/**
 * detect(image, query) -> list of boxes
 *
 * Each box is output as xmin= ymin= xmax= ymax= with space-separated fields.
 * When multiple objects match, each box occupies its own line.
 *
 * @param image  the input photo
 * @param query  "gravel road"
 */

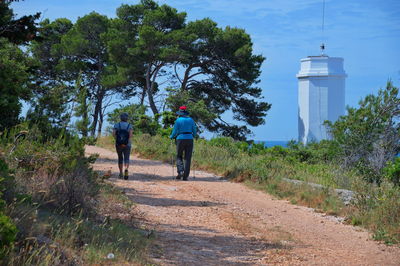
xmin=86 ymin=145 xmax=400 ymax=266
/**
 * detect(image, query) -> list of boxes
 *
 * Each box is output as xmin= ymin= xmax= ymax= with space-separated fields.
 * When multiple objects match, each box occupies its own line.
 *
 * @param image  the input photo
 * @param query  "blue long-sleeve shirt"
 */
xmin=170 ymin=116 xmax=197 ymax=140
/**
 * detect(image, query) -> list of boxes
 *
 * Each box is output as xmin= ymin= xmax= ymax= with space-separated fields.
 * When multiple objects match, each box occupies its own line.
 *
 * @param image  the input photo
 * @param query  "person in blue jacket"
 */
xmin=170 ymin=106 xmax=197 ymax=181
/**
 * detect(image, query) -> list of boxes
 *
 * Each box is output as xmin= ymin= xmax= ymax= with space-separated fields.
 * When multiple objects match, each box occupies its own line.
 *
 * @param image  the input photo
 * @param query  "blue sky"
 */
xmin=12 ymin=0 xmax=400 ymax=141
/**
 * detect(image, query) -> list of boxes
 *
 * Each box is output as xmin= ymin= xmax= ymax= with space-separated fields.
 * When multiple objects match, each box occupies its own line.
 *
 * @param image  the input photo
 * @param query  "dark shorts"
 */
xmin=116 ymin=144 xmax=131 ymax=164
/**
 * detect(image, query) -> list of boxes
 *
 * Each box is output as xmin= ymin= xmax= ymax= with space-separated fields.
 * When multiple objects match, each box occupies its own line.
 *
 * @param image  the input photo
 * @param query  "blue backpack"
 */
xmin=116 ymin=123 xmax=131 ymax=146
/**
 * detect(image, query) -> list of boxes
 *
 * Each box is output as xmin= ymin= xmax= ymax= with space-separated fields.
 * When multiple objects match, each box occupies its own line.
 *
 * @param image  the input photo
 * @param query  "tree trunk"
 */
xmin=181 ymin=64 xmax=192 ymax=91
xmin=82 ymin=95 xmax=89 ymax=137
xmin=94 ymin=54 xmax=105 ymax=137
xmin=97 ymin=108 xmax=103 ymax=137
xmin=181 ymin=63 xmax=207 ymax=91
xmin=96 ymin=89 xmax=105 ymax=137
xmin=91 ymin=100 xmax=100 ymax=137
xmin=91 ymin=87 xmax=105 ymax=137
xmin=140 ymin=86 xmax=146 ymax=106
xmin=146 ymin=65 xmax=159 ymax=115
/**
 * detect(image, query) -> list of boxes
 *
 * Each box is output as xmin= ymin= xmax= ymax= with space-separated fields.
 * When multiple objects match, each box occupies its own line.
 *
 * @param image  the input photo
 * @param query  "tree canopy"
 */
xmin=2 ymin=0 xmax=270 ymax=140
xmin=0 ymin=1 xmax=38 ymax=130
xmin=109 ymin=0 xmax=270 ymax=139
xmin=0 ymin=1 xmax=40 ymax=44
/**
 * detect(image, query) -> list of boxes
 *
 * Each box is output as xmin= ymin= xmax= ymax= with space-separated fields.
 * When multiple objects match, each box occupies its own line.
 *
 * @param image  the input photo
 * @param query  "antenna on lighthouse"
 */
xmin=320 ymin=0 xmax=326 ymax=55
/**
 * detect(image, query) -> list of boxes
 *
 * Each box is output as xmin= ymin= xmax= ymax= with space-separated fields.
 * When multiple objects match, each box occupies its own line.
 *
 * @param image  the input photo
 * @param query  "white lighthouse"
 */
xmin=296 ymin=55 xmax=347 ymax=144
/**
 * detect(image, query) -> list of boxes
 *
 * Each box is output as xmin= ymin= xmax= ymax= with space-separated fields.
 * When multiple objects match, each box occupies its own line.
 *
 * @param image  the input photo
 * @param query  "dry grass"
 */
xmin=1 ymin=134 xmax=152 ymax=265
xmin=3 ymin=183 xmax=153 ymax=265
xmin=96 ymin=135 xmax=115 ymax=151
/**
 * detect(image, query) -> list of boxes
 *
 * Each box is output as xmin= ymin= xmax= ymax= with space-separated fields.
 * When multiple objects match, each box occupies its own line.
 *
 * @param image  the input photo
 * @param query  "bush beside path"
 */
xmin=86 ymin=145 xmax=400 ymax=265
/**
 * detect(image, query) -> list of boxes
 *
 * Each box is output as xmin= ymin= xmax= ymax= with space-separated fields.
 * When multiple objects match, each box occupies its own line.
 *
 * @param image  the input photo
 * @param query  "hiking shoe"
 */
xmin=124 ymin=169 xmax=129 ymax=180
xmin=176 ymin=171 xmax=183 ymax=180
xmin=119 ymin=173 xmax=123 ymax=179
xmin=182 ymin=176 xmax=188 ymax=181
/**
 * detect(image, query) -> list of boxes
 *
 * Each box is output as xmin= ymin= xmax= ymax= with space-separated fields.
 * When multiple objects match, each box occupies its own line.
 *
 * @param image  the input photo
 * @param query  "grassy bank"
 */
xmin=5 ymin=187 xmax=151 ymax=265
xmin=0 ymin=131 xmax=152 ymax=265
xmin=99 ymin=134 xmax=400 ymax=245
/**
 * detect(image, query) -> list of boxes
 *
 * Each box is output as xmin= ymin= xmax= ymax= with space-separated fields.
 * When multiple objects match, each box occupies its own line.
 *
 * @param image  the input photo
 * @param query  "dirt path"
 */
xmin=86 ymin=146 xmax=400 ymax=265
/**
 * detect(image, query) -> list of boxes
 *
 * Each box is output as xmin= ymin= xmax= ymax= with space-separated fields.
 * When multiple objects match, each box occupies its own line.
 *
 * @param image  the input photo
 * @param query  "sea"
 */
xmin=254 ymin=140 xmax=289 ymax=148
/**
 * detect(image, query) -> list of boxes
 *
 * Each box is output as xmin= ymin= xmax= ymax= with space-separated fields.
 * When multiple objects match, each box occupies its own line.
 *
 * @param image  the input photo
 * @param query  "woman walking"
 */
xmin=113 ymin=112 xmax=133 ymax=179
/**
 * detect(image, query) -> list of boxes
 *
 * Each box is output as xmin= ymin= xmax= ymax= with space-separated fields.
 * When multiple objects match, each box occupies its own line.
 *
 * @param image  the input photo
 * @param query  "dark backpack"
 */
xmin=116 ymin=122 xmax=130 ymax=146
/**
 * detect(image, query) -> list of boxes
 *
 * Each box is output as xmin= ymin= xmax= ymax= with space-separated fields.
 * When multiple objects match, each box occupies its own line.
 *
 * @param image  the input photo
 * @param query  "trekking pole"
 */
xmin=171 ymin=139 xmax=174 ymax=180
xmin=192 ymin=148 xmax=196 ymax=179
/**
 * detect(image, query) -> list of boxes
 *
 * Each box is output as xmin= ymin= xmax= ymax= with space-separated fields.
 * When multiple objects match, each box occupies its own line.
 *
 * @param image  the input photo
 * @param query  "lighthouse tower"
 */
xmin=296 ymin=54 xmax=347 ymax=144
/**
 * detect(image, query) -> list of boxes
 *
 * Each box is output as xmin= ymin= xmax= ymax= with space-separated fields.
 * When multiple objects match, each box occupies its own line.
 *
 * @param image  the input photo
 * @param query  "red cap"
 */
xmin=179 ymin=106 xmax=187 ymax=110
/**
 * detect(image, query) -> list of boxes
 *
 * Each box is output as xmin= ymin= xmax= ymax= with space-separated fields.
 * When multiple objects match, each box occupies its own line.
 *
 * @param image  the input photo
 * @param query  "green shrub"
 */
xmin=206 ymin=137 xmax=244 ymax=158
xmin=248 ymin=142 xmax=267 ymax=155
xmin=383 ymin=157 xmax=400 ymax=186
xmin=158 ymin=127 xmax=173 ymax=138
xmin=0 ymin=159 xmax=17 ymax=260
xmin=107 ymin=104 xmax=147 ymax=126
xmin=284 ymin=140 xmax=340 ymax=164
xmin=107 ymin=104 xmax=161 ymax=136
xmin=0 ymin=213 xmax=17 ymax=259
xmin=326 ymin=82 xmax=400 ymax=184
xmin=208 ymin=137 xmax=235 ymax=148
xmin=267 ymin=145 xmax=288 ymax=157
xmin=135 ymin=115 xmax=161 ymax=136
xmin=235 ymin=141 xmax=249 ymax=152
xmin=289 ymin=148 xmax=314 ymax=163
xmin=6 ymin=132 xmax=97 ymax=215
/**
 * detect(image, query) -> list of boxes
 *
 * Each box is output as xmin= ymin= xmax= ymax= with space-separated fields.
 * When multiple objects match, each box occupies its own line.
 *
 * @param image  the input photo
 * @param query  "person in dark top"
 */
xmin=170 ymin=106 xmax=197 ymax=181
xmin=112 ymin=112 xmax=133 ymax=179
